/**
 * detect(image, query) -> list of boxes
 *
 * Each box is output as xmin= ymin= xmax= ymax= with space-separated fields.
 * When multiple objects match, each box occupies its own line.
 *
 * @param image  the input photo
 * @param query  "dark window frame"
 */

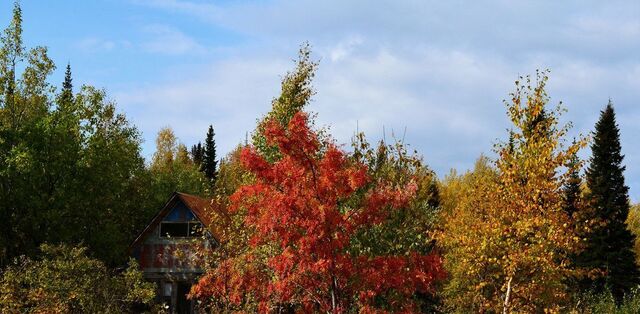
xmin=159 ymin=221 xmax=204 ymax=238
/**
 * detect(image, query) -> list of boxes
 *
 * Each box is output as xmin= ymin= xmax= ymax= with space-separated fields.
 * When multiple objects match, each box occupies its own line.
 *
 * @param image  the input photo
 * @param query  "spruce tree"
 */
xmin=191 ymin=142 xmax=203 ymax=166
xmin=202 ymin=125 xmax=218 ymax=183
xmin=580 ymin=101 xmax=639 ymax=300
xmin=61 ymin=63 xmax=73 ymax=103
xmin=563 ymin=142 xmax=582 ymax=217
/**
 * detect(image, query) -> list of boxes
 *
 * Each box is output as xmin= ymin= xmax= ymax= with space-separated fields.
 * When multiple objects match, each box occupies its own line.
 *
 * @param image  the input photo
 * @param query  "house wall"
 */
xmin=131 ymin=202 xmax=209 ymax=276
xmin=131 ymin=200 xmax=211 ymax=313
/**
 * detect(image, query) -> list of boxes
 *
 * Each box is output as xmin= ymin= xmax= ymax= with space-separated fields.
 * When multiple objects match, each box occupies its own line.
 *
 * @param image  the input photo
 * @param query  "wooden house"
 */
xmin=129 ymin=192 xmax=219 ymax=314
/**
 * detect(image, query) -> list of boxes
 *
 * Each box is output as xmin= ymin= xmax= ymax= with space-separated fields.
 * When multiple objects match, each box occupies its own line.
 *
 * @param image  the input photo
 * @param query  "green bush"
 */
xmin=571 ymin=288 xmax=640 ymax=314
xmin=0 ymin=244 xmax=157 ymax=313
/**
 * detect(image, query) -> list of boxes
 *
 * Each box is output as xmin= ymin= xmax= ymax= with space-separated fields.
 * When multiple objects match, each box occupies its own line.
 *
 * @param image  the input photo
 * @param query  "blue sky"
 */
xmin=2 ymin=0 xmax=639 ymax=200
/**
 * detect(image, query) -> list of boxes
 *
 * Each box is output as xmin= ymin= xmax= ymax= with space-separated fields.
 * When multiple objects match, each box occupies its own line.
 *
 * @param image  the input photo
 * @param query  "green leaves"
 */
xmin=0 ymin=244 xmax=156 ymax=313
xmin=252 ymin=42 xmax=319 ymax=163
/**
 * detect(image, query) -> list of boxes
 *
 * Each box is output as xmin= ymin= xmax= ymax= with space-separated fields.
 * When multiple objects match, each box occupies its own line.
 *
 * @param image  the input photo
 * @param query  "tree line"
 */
xmin=2 ymin=2 xmax=640 ymax=313
xmin=186 ymin=47 xmax=640 ymax=313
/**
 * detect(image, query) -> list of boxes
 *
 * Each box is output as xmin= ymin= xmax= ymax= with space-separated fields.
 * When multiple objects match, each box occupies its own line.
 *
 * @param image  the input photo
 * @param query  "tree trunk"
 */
xmin=503 ymin=276 xmax=513 ymax=314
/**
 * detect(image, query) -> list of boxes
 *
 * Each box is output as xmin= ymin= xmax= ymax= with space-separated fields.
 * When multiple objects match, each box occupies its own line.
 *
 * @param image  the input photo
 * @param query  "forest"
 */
xmin=1 ymin=2 xmax=640 ymax=313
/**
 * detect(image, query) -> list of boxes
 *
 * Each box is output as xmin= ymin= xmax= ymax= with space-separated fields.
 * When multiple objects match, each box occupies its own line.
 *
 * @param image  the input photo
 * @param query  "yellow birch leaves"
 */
xmin=439 ymin=71 xmax=587 ymax=313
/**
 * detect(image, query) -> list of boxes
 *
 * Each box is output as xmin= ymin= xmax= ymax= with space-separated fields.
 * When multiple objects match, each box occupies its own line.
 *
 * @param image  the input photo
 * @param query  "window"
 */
xmin=159 ymin=222 xmax=203 ymax=238
xmin=163 ymin=282 xmax=173 ymax=297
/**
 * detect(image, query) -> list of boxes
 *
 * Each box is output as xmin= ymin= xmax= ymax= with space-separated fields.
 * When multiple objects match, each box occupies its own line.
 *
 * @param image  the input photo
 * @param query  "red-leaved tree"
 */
xmin=192 ymin=112 xmax=445 ymax=313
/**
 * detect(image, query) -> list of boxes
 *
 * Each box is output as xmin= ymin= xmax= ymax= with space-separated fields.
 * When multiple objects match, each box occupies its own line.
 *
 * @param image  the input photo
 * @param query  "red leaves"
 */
xmin=358 ymin=253 xmax=445 ymax=296
xmin=193 ymin=112 xmax=444 ymax=312
xmin=264 ymin=112 xmax=320 ymax=166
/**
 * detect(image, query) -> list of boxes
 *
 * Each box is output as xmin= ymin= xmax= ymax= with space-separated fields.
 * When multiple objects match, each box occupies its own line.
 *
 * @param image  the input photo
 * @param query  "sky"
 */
xmin=2 ymin=0 xmax=639 ymax=200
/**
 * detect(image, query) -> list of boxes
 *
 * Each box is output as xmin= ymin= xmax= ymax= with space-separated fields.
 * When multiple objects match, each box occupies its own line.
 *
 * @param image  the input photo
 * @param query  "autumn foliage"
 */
xmin=192 ymin=112 xmax=445 ymax=313
xmin=438 ymin=72 xmax=587 ymax=313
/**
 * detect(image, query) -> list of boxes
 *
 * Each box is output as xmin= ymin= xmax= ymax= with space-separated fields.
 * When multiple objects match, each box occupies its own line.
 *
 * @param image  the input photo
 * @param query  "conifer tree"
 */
xmin=580 ymin=101 xmax=640 ymax=300
xmin=202 ymin=125 xmax=218 ymax=183
xmin=563 ymin=143 xmax=582 ymax=217
xmin=61 ymin=63 xmax=72 ymax=103
xmin=191 ymin=142 xmax=203 ymax=166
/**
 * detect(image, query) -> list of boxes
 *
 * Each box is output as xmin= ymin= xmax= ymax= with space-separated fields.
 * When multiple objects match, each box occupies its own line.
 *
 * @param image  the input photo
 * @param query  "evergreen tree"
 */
xmin=61 ymin=63 xmax=73 ymax=103
xmin=580 ymin=101 xmax=639 ymax=300
xmin=563 ymin=142 xmax=582 ymax=217
xmin=202 ymin=125 xmax=218 ymax=183
xmin=191 ymin=142 xmax=203 ymax=166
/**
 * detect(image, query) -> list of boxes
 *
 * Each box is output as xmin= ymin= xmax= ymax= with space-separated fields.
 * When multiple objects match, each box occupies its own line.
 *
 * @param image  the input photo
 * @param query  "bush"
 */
xmin=0 ymin=244 xmax=157 ymax=313
xmin=571 ymin=288 xmax=640 ymax=314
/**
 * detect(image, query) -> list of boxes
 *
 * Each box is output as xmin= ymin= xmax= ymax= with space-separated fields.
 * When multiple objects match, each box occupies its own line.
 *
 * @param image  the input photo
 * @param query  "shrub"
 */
xmin=0 ymin=244 xmax=156 ymax=313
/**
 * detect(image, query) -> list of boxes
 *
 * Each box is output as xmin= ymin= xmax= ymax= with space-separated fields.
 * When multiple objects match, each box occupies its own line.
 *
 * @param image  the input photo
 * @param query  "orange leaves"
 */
xmin=193 ymin=112 xmax=444 ymax=313
xmin=264 ymin=111 xmax=320 ymax=168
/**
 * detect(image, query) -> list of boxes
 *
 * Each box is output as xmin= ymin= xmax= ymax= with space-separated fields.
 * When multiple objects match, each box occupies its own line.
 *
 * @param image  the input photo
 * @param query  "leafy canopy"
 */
xmin=193 ymin=112 xmax=445 ymax=313
xmin=439 ymin=71 xmax=586 ymax=313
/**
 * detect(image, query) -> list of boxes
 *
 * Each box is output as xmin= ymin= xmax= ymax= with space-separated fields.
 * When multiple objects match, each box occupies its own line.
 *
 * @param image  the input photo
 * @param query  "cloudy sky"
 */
xmin=2 ymin=0 xmax=639 ymax=200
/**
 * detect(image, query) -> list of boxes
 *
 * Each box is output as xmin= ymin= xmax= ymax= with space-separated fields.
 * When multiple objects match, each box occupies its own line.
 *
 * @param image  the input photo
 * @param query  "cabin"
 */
xmin=129 ymin=192 xmax=219 ymax=314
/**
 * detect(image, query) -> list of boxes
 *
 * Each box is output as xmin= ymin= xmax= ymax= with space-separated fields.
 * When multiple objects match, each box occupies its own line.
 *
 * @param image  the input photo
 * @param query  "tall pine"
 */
xmin=61 ymin=63 xmax=73 ymax=103
xmin=202 ymin=125 xmax=217 ymax=183
xmin=580 ymin=101 xmax=639 ymax=300
xmin=191 ymin=142 xmax=203 ymax=166
xmin=563 ymin=141 xmax=582 ymax=217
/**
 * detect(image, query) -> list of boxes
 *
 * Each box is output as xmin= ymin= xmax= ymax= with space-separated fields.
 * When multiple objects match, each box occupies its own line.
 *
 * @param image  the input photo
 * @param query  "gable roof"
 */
xmin=128 ymin=192 xmax=226 ymax=252
xmin=176 ymin=192 xmax=214 ymax=226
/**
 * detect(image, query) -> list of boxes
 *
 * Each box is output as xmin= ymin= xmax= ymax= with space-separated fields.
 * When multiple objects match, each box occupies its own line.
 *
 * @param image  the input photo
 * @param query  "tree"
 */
xmin=579 ymin=101 xmax=640 ymax=300
xmin=213 ymin=144 xmax=253 ymax=198
xmin=439 ymin=155 xmax=495 ymax=217
xmin=191 ymin=142 xmax=203 ymax=167
xmin=70 ymin=86 xmax=151 ymax=265
xmin=563 ymin=143 xmax=583 ymax=217
xmin=349 ymin=134 xmax=440 ymax=256
xmin=252 ymin=42 xmax=319 ymax=162
xmin=148 ymin=127 xmax=207 ymax=206
xmin=0 ymin=2 xmax=58 ymax=263
xmin=192 ymin=112 xmax=445 ymax=313
xmin=202 ymin=125 xmax=218 ymax=183
xmin=0 ymin=1 xmax=24 ymax=130
xmin=176 ymin=143 xmax=191 ymax=165
xmin=151 ymin=127 xmax=178 ymax=170
xmin=60 ymin=63 xmax=73 ymax=105
xmin=0 ymin=2 xmax=178 ymax=267
xmin=0 ymin=244 xmax=157 ymax=313
xmin=627 ymin=204 xmax=640 ymax=266
xmin=439 ymin=71 xmax=586 ymax=312
xmin=349 ymin=134 xmax=442 ymax=310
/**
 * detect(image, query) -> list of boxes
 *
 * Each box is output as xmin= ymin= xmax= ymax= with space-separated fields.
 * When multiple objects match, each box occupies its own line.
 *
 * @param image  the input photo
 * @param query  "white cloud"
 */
xmin=121 ymin=0 xmax=640 ymax=201
xmin=75 ymin=37 xmax=117 ymax=52
xmin=132 ymin=0 xmax=223 ymax=23
xmin=114 ymin=57 xmax=289 ymax=156
xmin=325 ymin=36 xmax=363 ymax=62
xmin=140 ymin=24 xmax=206 ymax=55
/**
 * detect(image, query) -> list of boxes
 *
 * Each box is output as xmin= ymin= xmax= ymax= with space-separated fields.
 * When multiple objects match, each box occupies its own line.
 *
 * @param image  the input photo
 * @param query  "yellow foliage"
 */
xmin=438 ymin=71 xmax=587 ymax=313
xmin=627 ymin=204 xmax=640 ymax=266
